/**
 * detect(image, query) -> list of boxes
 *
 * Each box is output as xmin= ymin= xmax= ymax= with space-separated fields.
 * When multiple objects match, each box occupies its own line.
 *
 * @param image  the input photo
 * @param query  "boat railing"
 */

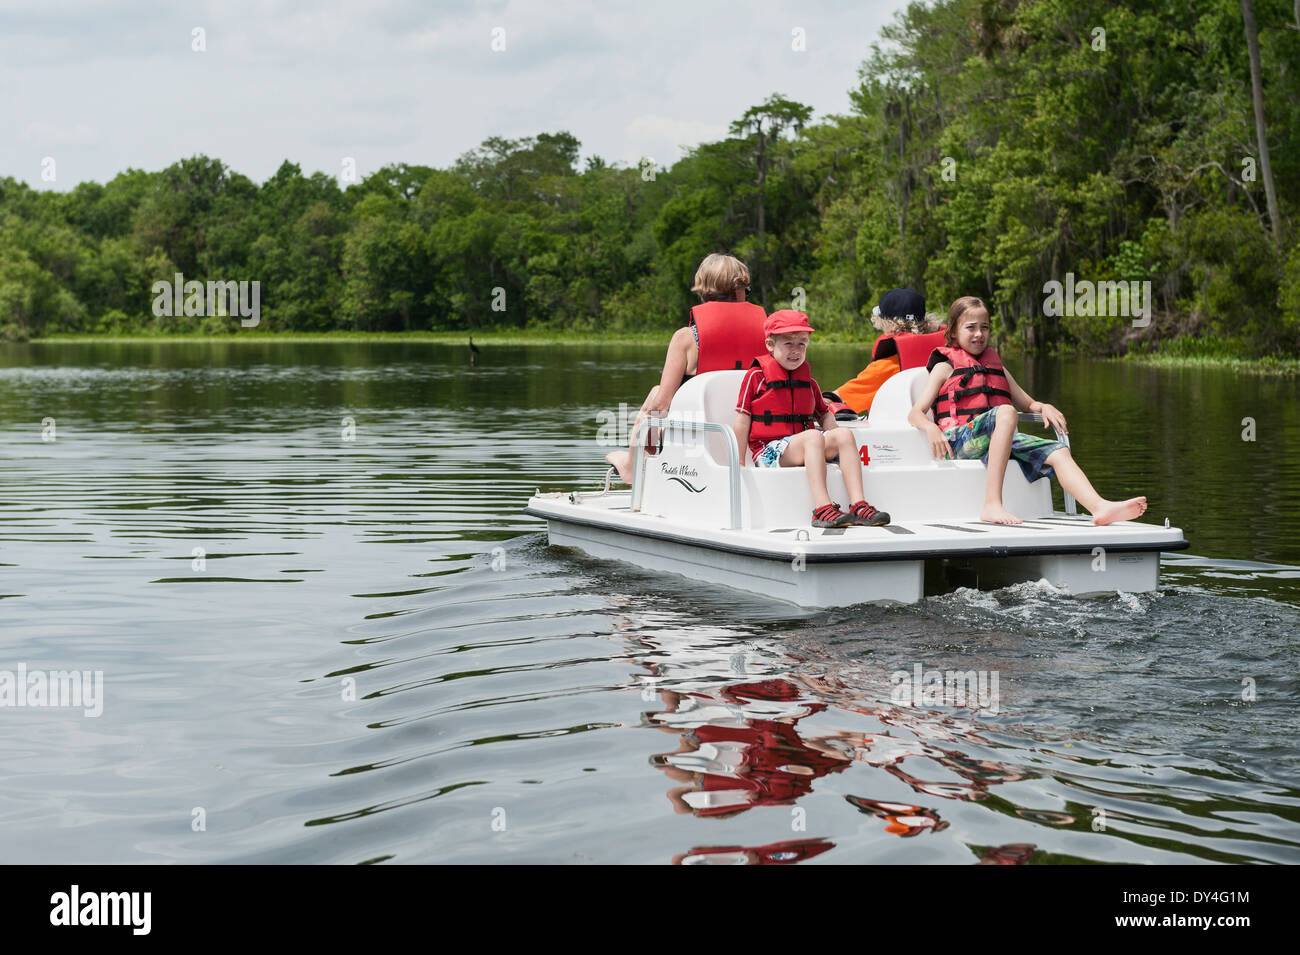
xmin=1018 ymin=412 xmax=1077 ymax=516
xmin=631 ymin=416 xmax=742 ymax=530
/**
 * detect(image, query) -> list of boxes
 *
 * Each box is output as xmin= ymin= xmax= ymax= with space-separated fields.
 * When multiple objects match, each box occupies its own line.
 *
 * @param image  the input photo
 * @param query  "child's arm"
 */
xmin=1004 ymin=369 xmax=1067 ymax=434
xmin=732 ymin=370 xmax=760 ymax=467
xmin=908 ymin=364 xmax=954 ymax=460
xmin=834 ymin=356 xmax=900 ymax=414
xmin=813 ymin=384 xmax=837 ymax=432
xmin=731 ymin=412 xmax=751 ymax=467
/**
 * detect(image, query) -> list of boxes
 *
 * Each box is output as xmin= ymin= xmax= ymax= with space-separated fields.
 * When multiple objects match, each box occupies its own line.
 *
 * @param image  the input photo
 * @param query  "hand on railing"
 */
xmin=1016 ymin=412 xmax=1075 ymax=514
xmin=1017 ymin=411 xmax=1069 ymax=446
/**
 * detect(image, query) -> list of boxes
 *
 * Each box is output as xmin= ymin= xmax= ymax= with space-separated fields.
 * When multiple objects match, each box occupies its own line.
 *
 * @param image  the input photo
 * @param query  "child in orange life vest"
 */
xmin=733 ymin=311 xmax=890 ymax=528
xmin=907 ymin=295 xmax=1147 ymax=526
xmin=831 ymin=288 xmax=946 ymax=416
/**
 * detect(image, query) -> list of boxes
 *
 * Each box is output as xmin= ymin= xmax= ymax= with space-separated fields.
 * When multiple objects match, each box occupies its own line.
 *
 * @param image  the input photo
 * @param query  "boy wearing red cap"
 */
xmin=733 ymin=311 xmax=890 ymax=528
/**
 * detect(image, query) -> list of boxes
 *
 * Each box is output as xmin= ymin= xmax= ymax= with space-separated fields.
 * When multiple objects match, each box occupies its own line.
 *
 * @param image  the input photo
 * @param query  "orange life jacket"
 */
xmin=872 ymin=328 xmax=947 ymax=369
xmin=689 ymin=301 xmax=769 ymax=373
xmin=931 ymin=344 xmax=1013 ymax=429
xmin=747 ymin=354 xmax=817 ymax=443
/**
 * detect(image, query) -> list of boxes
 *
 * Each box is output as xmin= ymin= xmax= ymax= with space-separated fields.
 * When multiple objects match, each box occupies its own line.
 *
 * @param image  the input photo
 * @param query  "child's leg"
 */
xmin=779 ymin=430 xmax=831 ymax=508
xmin=827 ymin=430 xmax=865 ymax=503
xmin=604 ymin=385 xmax=659 ymax=483
xmin=981 ymin=405 xmax=1021 ymax=524
xmin=827 ymin=430 xmax=889 ymax=524
xmin=1044 ymin=448 xmax=1147 ymax=525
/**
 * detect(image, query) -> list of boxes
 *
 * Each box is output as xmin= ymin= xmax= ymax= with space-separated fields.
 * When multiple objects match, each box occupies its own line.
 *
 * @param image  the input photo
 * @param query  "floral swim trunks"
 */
xmin=753 ymin=437 xmax=793 ymax=468
xmin=943 ymin=409 xmax=1065 ymax=483
xmin=753 ymin=436 xmax=841 ymax=469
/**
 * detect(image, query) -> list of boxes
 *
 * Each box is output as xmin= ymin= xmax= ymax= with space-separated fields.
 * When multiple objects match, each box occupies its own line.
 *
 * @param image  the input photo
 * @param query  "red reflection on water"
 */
xmin=977 ymin=843 xmax=1039 ymax=865
xmin=649 ymin=680 xmax=850 ymax=818
xmin=672 ymin=838 xmax=836 ymax=866
xmin=626 ymin=630 xmax=1050 ymax=862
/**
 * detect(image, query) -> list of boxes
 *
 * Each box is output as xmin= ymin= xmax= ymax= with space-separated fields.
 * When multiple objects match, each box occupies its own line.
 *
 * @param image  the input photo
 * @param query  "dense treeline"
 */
xmin=2 ymin=0 xmax=1298 ymax=354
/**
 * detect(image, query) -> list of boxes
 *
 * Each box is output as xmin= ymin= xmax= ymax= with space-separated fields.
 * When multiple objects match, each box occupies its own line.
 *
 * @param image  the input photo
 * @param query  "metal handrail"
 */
xmin=631 ymin=417 xmax=743 ymax=530
xmin=1018 ymin=412 xmax=1076 ymax=516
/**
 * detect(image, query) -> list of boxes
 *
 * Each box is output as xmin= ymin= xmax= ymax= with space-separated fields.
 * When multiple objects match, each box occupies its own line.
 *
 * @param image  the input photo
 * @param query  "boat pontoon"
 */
xmin=525 ymin=368 xmax=1187 ymax=608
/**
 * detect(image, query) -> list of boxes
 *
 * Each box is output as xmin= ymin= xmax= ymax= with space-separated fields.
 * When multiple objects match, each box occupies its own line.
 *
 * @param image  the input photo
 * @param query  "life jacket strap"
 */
xmin=760 ymin=411 xmax=818 ymax=427
xmin=950 ymin=385 xmax=1013 ymax=402
xmin=764 ymin=378 xmax=811 ymax=390
xmin=950 ymin=364 xmax=1006 ymax=385
xmin=931 ymin=403 xmax=1008 ymax=423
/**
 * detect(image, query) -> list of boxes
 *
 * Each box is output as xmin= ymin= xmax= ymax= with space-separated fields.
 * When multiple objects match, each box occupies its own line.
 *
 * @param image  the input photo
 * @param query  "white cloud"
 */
xmin=0 ymin=0 xmax=912 ymax=188
xmin=623 ymin=115 xmax=729 ymax=165
xmin=22 ymin=121 xmax=98 ymax=147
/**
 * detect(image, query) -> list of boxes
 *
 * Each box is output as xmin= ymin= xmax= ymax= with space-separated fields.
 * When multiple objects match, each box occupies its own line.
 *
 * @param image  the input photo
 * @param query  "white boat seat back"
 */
xmin=869 ymin=367 xmax=932 ymax=424
xmin=667 ymin=370 xmax=746 ymax=465
xmin=844 ymin=366 xmax=934 ymax=468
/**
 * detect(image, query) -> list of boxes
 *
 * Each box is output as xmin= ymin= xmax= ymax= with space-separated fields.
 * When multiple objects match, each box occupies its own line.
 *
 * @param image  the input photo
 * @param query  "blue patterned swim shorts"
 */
xmin=944 ymin=409 xmax=1065 ymax=483
xmin=753 ymin=437 xmax=793 ymax=468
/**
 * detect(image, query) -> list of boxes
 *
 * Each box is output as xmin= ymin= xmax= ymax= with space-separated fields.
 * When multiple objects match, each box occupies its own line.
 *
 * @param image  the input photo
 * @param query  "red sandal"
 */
xmin=849 ymin=500 xmax=891 ymax=526
xmin=812 ymin=503 xmax=856 ymax=528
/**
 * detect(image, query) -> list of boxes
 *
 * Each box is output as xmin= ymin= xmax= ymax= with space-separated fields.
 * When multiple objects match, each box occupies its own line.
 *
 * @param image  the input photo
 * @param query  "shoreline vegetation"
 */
xmin=21 ymin=330 xmax=1300 ymax=374
xmin=2 ymin=0 xmax=1298 ymax=359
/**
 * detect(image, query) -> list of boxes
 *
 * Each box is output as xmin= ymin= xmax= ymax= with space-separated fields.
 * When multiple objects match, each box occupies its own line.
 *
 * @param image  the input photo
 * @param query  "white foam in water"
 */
xmin=944 ymin=586 xmax=1000 ymax=610
xmin=943 ymin=578 xmax=1068 ymax=610
xmin=1117 ymin=591 xmax=1143 ymax=612
xmin=936 ymin=577 xmax=1115 ymax=640
xmin=1002 ymin=578 xmax=1068 ymax=600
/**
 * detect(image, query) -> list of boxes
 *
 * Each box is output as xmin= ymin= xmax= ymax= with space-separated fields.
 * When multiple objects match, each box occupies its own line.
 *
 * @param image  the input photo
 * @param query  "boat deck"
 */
xmin=525 ymin=490 xmax=1186 ymax=564
xmin=525 ymin=490 xmax=1187 ymax=607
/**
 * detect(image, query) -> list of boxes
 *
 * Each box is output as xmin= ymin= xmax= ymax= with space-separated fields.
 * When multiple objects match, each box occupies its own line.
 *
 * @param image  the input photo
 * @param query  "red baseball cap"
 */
xmin=764 ymin=310 xmax=814 ymax=337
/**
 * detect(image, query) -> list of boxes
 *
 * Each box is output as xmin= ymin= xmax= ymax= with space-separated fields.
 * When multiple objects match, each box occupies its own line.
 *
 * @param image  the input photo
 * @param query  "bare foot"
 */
xmin=604 ymin=450 xmax=632 ymax=484
xmin=1091 ymin=496 xmax=1147 ymax=526
xmin=980 ymin=504 xmax=1023 ymax=525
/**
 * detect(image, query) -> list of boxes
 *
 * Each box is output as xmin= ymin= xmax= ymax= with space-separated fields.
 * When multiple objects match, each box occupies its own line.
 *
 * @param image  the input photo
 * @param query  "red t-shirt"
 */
xmin=736 ymin=364 xmax=830 ymax=456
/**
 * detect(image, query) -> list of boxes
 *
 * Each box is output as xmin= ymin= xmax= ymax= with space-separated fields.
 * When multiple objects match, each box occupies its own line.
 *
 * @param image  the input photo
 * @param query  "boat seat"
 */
xmin=695 ymin=369 xmax=747 ymax=430
xmin=841 ymin=367 xmax=934 ymax=467
xmin=666 ymin=370 xmax=747 ymax=465
xmin=868 ymin=367 xmax=932 ymax=424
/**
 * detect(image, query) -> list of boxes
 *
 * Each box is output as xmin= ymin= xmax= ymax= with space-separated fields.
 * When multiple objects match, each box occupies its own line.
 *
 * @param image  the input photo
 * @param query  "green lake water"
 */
xmin=1 ymin=340 xmax=1297 ymax=863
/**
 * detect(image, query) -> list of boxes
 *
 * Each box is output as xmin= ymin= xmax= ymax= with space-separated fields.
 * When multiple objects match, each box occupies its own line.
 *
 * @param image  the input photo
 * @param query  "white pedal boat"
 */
xmin=525 ymin=368 xmax=1188 ymax=608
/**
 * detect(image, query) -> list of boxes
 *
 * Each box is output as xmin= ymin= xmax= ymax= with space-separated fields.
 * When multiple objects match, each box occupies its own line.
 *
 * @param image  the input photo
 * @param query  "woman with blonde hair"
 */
xmin=605 ymin=254 xmax=767 ymax=483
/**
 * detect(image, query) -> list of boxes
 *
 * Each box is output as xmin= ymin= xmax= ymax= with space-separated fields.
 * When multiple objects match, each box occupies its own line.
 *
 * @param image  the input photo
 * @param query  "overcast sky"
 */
xmin=1 ymin=0 xmax=914 ymax=191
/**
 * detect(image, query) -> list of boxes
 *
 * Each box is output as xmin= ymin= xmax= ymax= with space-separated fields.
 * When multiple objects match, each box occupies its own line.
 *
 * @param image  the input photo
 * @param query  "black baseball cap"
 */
xmin=877 ymin=288 xmax=926 ymax=321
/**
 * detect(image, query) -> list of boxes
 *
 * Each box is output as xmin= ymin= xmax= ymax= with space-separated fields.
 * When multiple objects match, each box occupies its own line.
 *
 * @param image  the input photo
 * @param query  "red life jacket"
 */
xmin=689 ymin=301 xmax=768 ymax=373
xmin=872 ymin=328 xmax=947 ymax=369
xmin=931 ymin=344 xmax=1014 ymax=429
xmin=747 ymin=354 xmax=818 ymax=443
